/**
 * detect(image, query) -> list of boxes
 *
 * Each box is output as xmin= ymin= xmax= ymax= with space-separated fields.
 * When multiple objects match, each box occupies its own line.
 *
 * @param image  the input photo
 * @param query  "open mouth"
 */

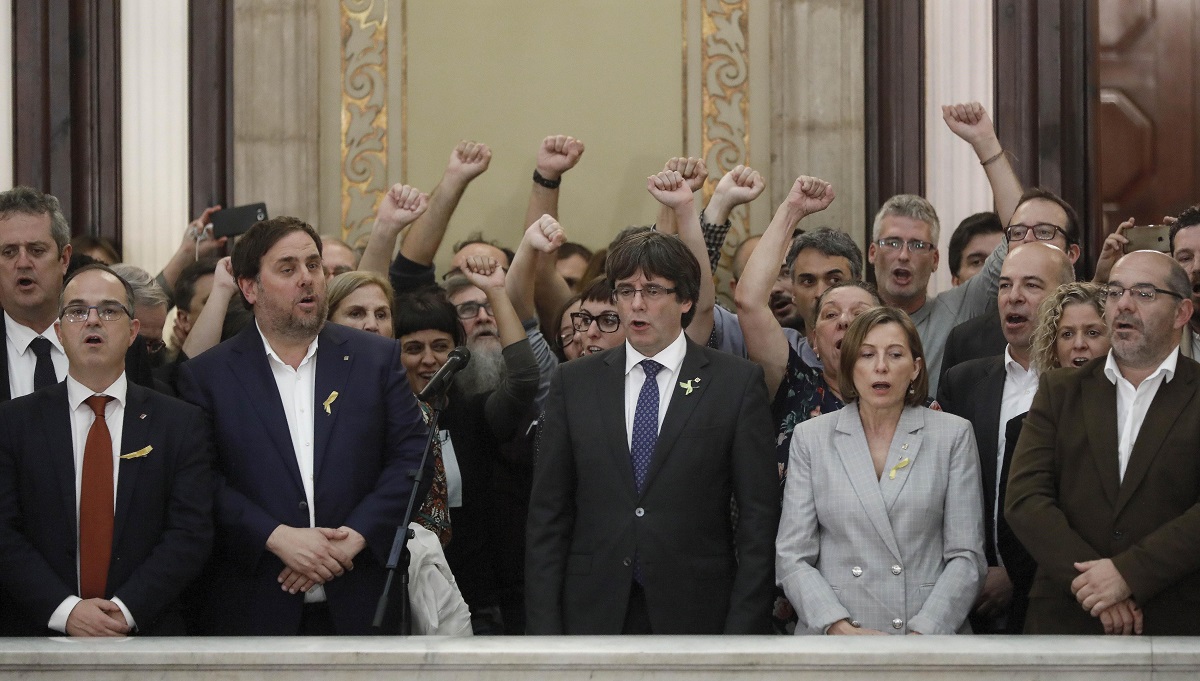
xmin=629 ymin=320 xmax=650 ymax=332
xmin=769 ymin=294 xmax=793 ymax=312
xmin=84 ymin=333 xmax=103 ymax=346
xmin=871 ymin=381 xmax=891 ymax=392
xmin=15 ymin=276 xmax=34 ymax=288
xmin=583 ymin=345 xmax=604 ymax=355
xmin=1004 ymin=313 xmax=1028 ymax=328
xmin=1071 ymin=356 xmax=1090 ymax=367
xmin=891 ymin=268 xmax=912 ymax=286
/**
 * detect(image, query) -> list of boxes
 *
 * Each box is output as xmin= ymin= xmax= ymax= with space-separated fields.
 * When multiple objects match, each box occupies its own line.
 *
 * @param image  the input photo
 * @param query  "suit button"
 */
xmin=634 ymin=507 xmax=645 ymax=517
xmin=622 ymin=557 xmax=632 ymax=567
xmin=299 ymin=501 xmax=308 ymax=511
xmin=892 ymin=618 xmax=904 ymax=629
xmin=891 ymin=564 xmax=903 ymax=575
xmin=1112 ymin=530 xmax=1123 ymax=540
xmin=851 ymin=566 xmax=863 ymax=577
xmin=849 ymin=620 xmax=861 ymax=628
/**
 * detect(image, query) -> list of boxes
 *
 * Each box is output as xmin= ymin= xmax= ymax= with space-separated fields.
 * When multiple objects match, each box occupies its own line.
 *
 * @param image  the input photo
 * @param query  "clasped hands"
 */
xmin=1071 ymin=558 xmax=1143 ymax=635
xmin=267 ymin=524 xmax=366 ymax=595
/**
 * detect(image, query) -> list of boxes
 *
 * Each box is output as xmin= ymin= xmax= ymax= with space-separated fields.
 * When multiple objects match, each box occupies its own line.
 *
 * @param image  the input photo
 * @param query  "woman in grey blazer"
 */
xmin=776 ymin=307 xmax=986 ymax=635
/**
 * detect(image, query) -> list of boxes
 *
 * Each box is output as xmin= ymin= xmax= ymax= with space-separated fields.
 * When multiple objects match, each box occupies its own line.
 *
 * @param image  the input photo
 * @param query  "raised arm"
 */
xmin=524 ymin=135 xmax=584 ymax=228
xmin=395 ymin=141 xmax=490 ymax=268
xmin=943 ymin=102 xmax=1022 ymax=226
xmin=655 ymin=157 xmax=707 ymax=237
xmin=506 ymin=215 xmax=567 ymax=321
xmin=358 ymin=184 xmax=430 ymax=275
xmin=647 ymin=170 xmax=714 ymax=345
xmin=157 ymin=206 xmax=226 ymax=307
xmin=702 ymin=164 xmax=765 ymax=273
xmin=735 ymin=176 xmax=833 ymax=396
xmin=181 ymin=257 xmax=237 ymax=359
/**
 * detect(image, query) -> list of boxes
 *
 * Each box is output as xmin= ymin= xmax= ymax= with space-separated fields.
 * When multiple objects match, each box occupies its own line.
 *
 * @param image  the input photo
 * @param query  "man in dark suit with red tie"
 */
xmin=0 ymin=264 xmax=213 ymax=635
xmin=178 ymin=217 xmax=428 ymax=635
xmin=526 ymin=230 xmax=779 ymax=634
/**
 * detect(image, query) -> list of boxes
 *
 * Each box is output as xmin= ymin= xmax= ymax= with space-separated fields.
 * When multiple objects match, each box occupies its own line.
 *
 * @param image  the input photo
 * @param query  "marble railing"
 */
xmin=0 ymin=635 xmax=1197 ymax=680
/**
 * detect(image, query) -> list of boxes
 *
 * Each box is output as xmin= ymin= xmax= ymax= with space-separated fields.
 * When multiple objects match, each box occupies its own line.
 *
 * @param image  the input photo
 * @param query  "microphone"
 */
xmin=416 ymin=346 xmax=471 ymax=402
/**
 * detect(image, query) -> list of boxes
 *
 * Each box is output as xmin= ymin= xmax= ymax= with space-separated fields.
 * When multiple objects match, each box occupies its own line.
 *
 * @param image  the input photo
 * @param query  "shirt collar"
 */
xmin=1104 ymin=346 xmax=1179 ymax=387
xmin=5 ymin=310 xmax=65 ymax=356
xmin=1003 ymin=345 xmax=1036 ymax=378
xmin=65 ymin=372 xmax=128 ymax=412
xmin=625 ymin=331 xmax=688 ymax=377
xmin=256 ymin=321 xmax=319 ymax=369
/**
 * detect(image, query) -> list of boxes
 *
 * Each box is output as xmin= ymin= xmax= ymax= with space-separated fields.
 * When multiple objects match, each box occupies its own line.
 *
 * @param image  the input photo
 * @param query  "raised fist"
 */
xmin=665 ymin=157 xmax=708 ymax=193
xmin=375 ymin=183 xmax=430 ymax=232
xmin=526 ymin=214 xmax=566 ymax=254
xmin=647 ymin=170 xmax=694 ymax=209
xmin=446 ymin=140 xmax=492 ymax=183
xmin=784 ymin=176 xmax=835 ymax=217
xmin=536 ymin=135 xmax=585 ymax=181
xmin=713 ymin=164 xmax=765 ymax=207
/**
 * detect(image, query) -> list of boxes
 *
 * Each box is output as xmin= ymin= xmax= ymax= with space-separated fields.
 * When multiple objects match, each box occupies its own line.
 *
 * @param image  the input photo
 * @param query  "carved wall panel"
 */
xmin=340 ymin=0 xmax=388 ymax=248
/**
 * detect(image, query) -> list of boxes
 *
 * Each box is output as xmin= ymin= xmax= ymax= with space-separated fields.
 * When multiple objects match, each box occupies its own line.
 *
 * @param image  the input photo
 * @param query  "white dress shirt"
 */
xmin=257 ymin=323 xmax=325 ymax=603
xmin=1103 ymin=347 xmax=1179 ymax=482
xmin=48 ymin=374 xmax=135 ymax=632
xmin=994 ymin=346 xmax=1039 ymax=567
xmin=623 ymin=332 xmax=688 ymax=449
xmin=5 ymin=311 xmax=67 ymax=398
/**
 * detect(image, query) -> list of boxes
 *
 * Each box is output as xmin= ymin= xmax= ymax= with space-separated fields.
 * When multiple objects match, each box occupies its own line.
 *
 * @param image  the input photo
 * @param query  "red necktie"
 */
xmin=79 ymin=395 xmax=115 ymax=599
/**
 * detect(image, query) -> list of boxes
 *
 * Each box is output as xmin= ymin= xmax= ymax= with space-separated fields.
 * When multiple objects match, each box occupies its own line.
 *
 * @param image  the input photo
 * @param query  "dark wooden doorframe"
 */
xmin=993 ymin=0 xmax=1100 ymax=277
xmin=188 ymin=0 xmax=234 ymax=218
xmin=13 ymin=0 xmax=122 ymax=250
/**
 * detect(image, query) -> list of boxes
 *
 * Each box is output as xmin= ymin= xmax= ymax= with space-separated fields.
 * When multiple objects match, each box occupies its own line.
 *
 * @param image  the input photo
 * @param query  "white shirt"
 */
xmin=623 ymin=332 xmax=688 ymax=449
xmin=1190 ymin=329 xmax=1200 ymax=359
xmin=995 ymin=346 xmax=1040 ymax=565
xmin=1103 ymin=347 xmax=1179 ymax=482
xmin=48 ymin=374 xmax=135 ymax=633
xmin=257 ymin=323 xmax=324 ymax=603
xmin=5 ymin=310 xmax=67 ymax=398
xmin=438 ymin=429 xmax=463 ymax=507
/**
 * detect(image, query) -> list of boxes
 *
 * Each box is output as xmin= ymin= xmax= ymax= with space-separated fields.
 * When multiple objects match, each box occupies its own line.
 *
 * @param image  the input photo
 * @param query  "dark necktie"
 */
xmin=79 ymin=395 xmax=115 ymax=599
xmin=631 ymin=359 xmax=663 ymax=494
xmin=30 ymin=337 xmax=56 ymax=390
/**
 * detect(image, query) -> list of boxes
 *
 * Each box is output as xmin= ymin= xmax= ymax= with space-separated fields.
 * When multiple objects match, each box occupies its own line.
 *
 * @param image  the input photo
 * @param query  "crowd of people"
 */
xmin=1 ymin=100 xmax=1199 ymax=638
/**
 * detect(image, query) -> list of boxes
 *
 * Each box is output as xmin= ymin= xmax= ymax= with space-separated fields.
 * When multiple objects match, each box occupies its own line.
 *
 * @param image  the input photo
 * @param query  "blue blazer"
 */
xmin=0 ymin=381 xmax=214 ymax=635
xmin=177 ymin=322 xmax=428 ymax=635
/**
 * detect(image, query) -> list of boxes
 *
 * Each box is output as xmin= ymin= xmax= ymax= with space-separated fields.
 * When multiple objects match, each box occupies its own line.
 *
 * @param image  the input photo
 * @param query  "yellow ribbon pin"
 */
xmin=120 ymin=445 xmax=153 ymax=460
xmin=678 ymin=376 xmax=702 ymax=395
xmin=323 ymin=391 xmax=339 ymax=415
xmin=888 ymin=457 xmax=910 ymax=480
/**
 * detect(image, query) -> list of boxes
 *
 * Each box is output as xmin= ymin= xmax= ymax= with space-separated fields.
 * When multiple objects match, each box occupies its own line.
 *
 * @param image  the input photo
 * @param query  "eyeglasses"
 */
xmin=571 ymin=311 xmax=621 ymax=333
xmin=144 ymin=337 xmax=167 ymax=353
xmin=1007 ymin=223 xmax=1068 ymax=242
xmin=1102 ymin=284 xmax=1183 ymax=304
xmin=613 ymin=284 xmax=677 ymax=300
xmin=60 ymin=304 xmax=131 ymax=323
xmin=454 ymin=301 xmax=493 ymax=319
xmin=874 ymin=238 xmax=934 ymax=253
xmin=558 ymin=329 xmax=576 ymax=346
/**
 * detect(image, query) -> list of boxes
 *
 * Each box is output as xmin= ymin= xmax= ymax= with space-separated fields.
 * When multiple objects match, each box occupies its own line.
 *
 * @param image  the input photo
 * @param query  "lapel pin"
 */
xmin=120 ymin=445 xmax=153 ymax=460
xmin=323 ymin=391 xmax=339 ymax=415
xmin=678 ymin=376 xmax=701 ymax=395
xmin=889 ymin=457 xmax=911 ymax=480
xmin=139 ymin=413 xmax=147 ymax=420
xmin=343 ymin=355 xmax=350 ymax=361
xmin=901 ymin=443 xmax=909 ymax=451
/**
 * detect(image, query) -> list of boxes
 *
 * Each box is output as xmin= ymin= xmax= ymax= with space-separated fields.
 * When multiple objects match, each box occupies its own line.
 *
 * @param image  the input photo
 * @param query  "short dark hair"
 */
xmin=786 ymin=227 xmax=864 ymax=280
xmin=175 ymin=257 xmax=221 ymax=312
xmin=231 ymin=216 xmax=322 ymax=282
xmin=70 ymin=234 xmax=120 ymax=264
xmin=1013 ymin=188 xmax=1081 ymax=245
xmin=558 ymin=242 xmax=593 ymax=263
xmin=605 ymin=230 xmax=701 ymax=328
xmin=812 ymin=280 xmax=881 ymax=321
xmin=948 ymin=212 xmax=1003 ymax=276
xmin=61 ymin=263 xmax=137 ymax=317
xmin=838 ymin=306 xmax=928 ymax=407
xmin=1170 ymin=204 xmax=1200 ymax=251
xmin=579 ymin=276 xmax=614 ymax=304
xmin=394 ymin=287 xmax=464 ymax=346
xmin=608 ymin=225 xmax=653 ymax=253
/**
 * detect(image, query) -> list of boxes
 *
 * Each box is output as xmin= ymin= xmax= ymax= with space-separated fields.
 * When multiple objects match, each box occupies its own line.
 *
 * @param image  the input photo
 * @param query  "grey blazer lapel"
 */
xmin=835 ymin=405 xmax=903 ymax=562
xmin=878 ymin=406 xmax=925 ymax=514
xmin=643 ymin=342 xmax=710 ymax=495
xmin=600 ymin=348 xmax=637 ymax=494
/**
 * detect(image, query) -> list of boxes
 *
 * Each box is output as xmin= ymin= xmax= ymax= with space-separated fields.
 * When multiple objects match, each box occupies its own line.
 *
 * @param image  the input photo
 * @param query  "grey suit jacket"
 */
xmin=776 ymin=403 xmax=986 ymax=635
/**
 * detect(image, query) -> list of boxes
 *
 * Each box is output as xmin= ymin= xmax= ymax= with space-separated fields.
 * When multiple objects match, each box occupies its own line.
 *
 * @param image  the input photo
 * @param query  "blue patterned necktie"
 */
xmin=631 ymin=359 xmax=663 ymax=494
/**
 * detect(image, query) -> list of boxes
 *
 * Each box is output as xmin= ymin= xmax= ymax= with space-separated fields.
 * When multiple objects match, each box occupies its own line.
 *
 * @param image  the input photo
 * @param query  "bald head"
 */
xmin=999 ymin=242 xmax=1075 ymax=360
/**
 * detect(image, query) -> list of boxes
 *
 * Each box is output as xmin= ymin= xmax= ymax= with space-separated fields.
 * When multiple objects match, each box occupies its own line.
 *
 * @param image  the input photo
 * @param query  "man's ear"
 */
xmin=238 ymin=277 xmax=257 ymax=305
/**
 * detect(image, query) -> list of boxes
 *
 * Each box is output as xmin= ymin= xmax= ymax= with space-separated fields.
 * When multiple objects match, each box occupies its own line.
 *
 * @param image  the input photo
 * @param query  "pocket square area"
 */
xmin=120 ymin=445 xmax=153 ymax=460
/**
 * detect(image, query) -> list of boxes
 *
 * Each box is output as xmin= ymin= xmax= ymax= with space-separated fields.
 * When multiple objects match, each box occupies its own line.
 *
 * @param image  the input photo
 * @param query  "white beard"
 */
xmin=455 ymin=339 xmax=505 ymax=396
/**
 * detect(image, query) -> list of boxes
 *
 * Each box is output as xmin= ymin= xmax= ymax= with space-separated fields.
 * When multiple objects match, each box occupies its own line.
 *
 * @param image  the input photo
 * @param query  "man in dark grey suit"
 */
xmin=526 ymin=229 xmax=778 ymax=634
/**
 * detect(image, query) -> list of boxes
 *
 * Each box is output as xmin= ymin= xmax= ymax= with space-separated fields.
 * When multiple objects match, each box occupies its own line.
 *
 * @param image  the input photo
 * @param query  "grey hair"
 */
xmin=872 ymin=194 xmax=940 ymax=245
xmin=785 ymin=227 xmax=864 ymax=280
xmin=0 ymin=186 xmax=71 ymax=251
xmin=109 ymin=263 xmax=170 ymax=311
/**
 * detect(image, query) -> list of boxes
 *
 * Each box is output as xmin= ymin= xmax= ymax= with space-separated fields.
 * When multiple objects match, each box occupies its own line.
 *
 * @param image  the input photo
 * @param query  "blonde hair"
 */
xmin=327 ymin=270 xmax=395 ymax=317
xmin=1029 ymin=281 xmax=1106 ymax=373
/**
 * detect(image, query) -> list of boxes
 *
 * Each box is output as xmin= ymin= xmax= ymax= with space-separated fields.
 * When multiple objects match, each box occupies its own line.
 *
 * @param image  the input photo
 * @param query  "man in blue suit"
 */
xmin=178 ymin=216 xmax=428 ymax=635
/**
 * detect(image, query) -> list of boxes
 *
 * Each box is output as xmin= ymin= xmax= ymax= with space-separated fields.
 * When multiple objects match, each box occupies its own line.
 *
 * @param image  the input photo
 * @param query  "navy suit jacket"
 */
xmin=177 ymin=322 xmax=428 ymax=635
xmin=0 ymin=381 xmax=214 ymax=635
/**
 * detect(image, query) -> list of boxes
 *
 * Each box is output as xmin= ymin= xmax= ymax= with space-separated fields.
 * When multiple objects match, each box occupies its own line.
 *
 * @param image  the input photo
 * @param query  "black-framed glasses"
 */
xmin=1102 ymin=284 xmax=1183 ymax=304
xmin=613 ymin=284 xmax=677 ymax=300
xmin=1007 ymin=223 xmax=1067 ymax=242
xmin=60 ymin=303 xmax=131 ymax=323
xmin=571 ymin=311 xmax=621 ymax=334
xmin=454 ymin=301 xmax=493 ymax=319
xmin=875 ymin=238 xmax=934 ymax=253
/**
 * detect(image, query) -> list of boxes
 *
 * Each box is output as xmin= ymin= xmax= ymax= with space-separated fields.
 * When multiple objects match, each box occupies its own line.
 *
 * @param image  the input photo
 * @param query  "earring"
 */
xmin=907 ymin=383 xmax=915 ymax=396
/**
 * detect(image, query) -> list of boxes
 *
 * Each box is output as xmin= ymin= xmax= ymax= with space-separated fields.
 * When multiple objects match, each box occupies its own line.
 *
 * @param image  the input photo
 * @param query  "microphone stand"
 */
xmin=373 ymin=390 xmax=448 ymax=635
